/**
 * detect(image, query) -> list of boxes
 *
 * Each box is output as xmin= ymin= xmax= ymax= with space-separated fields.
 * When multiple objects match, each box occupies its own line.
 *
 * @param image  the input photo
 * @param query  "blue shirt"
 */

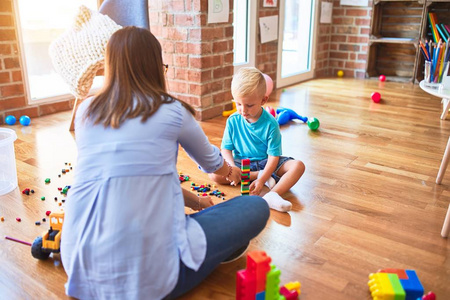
xmin=61 ymin=98 xmax=223 ymax=299
xmin=221 ymin=108 xmax=282 ymax=161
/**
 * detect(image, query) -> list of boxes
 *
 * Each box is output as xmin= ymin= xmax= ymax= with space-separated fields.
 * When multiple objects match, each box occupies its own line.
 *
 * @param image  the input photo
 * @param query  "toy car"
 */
xmin=31 ymin=211 xmax=64 ymax=260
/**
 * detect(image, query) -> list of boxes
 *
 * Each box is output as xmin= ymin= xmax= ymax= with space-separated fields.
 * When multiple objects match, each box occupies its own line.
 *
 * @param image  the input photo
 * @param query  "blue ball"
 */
xmin=5 ymin=115 xmax=16 ymax=125
xmin=19 ymin=115 xmax=31 ymax=126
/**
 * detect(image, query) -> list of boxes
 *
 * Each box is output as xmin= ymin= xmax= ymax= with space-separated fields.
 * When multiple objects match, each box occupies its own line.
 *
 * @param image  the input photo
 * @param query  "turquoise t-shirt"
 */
xmin=221 ymin=108 xmax=282 ymax=161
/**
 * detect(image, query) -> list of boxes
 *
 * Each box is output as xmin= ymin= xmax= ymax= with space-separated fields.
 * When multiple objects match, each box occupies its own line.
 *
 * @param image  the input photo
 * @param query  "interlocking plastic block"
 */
xmin=256 ymin=291 xmax=266 ymax=300
xmin=236 ymin=269 xmax=256 ymax=300
xmin=399 ymin=270 xmax=424 ymax=300
xmin=265 ymin=264 xmax=283 ymax=300
xmin=284 ymin=281 xmax=301 ymax=295
xmin=368 ymin=272 xmax=396 ymax=300
xmin=247 ymin=251 xmax=271 ymax=293
xmin=421 ymin=291 xmax=436 ymax=300
xmin=279 ymin=286 xmax=299 ymax=300
xmin=386 ymin=273 xmax=406 ymax=300
xmin=378 ymin=269 xmax=408 ymax=280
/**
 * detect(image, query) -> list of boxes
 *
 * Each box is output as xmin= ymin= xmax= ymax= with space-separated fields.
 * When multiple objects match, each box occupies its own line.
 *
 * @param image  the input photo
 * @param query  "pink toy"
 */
xmin=422 ymin=291 xmax=436 ymax=300
xmin=379 ymin=75 xmax=386 ymax=82
xmin=371 ymin=92 xmax=381 ymax=103
xmin=263 ymin=73 xmax=274 ymax=98
xmin=265 ymin=106 xmax=276 ymax=118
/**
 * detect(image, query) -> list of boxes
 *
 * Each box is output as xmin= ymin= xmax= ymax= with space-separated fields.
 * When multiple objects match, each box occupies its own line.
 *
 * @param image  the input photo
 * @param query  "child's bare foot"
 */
xmin=263 ymin=191 xmax=292 ymax=212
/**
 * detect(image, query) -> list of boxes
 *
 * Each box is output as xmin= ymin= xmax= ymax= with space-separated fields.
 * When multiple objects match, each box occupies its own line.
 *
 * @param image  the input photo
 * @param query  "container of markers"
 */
xmin=424 ymin=60 xmax=449 ymax=88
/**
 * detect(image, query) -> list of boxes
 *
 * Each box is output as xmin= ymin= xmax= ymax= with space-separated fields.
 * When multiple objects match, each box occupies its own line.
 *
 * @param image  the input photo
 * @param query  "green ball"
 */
xmin=307 ymin=117 xmax=320 ymax=131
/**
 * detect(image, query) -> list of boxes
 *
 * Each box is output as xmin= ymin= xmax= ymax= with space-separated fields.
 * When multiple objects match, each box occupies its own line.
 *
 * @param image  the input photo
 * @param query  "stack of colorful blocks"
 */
xmin=236 ymin=250 xmax=301 ymax=300
xmin=241 ymin=159 xmax=251 ymax=195
xmin=368 ymin=268 xmax=425 ymax=300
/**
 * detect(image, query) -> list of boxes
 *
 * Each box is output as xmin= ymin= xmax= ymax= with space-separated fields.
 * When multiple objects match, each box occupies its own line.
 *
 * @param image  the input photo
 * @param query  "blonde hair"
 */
xmin=86 ymin=26 xmax=194 ymax=128
xmin=231 ymin=67 xmax=266 ymax=99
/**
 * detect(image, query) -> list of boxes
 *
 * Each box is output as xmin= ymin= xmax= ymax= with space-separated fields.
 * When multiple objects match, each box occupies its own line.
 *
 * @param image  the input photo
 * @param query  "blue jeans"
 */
xmin=163 ymin=195 xmax=269 ymax=299
xmin=234 ymin=156 xmax=293 ymax=182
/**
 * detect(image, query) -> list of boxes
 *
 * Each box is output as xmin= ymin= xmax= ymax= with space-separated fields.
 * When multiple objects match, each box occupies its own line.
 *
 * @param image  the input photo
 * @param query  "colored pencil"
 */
xmin=5 ymin=236 xmax=32 ymax=246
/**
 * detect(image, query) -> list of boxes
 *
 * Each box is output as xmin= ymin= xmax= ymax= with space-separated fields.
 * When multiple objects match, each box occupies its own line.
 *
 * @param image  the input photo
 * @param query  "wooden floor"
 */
xmin=0 ymin=78 xmax=449 ymax=299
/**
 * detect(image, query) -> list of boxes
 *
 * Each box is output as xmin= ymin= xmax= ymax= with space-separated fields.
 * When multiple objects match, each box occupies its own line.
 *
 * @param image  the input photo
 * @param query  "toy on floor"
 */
xmin=276 ymin=107 xmax=308 ymax=126
xmin=223 ymin=102 xmax=237 ymax=117
xmin=31 ymin=211 xmax=64 ymax=260
xmin=368 ymin=268 xmax=425 ymax=300
xmin=241 ymin=159 xmax=250 ymax=195
xmin=307 ymin=117 xmax=320 ymax=131
xmin=236 ymin=250 xmax=301 ymax=300
xmin=5 ymin=115 xmax=16 ymax=125
xmin=337 ymin=70 xmax=344 ymax=77
xmin=265 ymin=106 xmax=276 ymax=118
xmin=379 ymin=75 xmax=386 ymax=82
xmin=19 ymin=115 xmax=31 ymax=126
xmin=371 ymin=92 xmax=381 ymax=103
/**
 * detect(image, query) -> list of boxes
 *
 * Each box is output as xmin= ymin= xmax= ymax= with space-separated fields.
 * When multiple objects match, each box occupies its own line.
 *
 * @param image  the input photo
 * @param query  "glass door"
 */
xmin=277 ymin=0 xmax=318 ymax=88
xmin=233 ymin=0 xmax=256 ymax=72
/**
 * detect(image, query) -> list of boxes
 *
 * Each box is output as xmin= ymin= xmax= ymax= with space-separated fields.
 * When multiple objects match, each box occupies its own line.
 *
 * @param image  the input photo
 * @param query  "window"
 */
xmin=14 ymin=0 xmax=102 ymax=102
xmin=233 ymin=0 xmax=256 ymax=71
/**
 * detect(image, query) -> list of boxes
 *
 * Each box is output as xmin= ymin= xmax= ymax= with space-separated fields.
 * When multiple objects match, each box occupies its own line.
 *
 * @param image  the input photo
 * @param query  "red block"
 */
xmin=279 ymin=286 xmax=299 ymax=300
xmin=236 ymin=269 xmax=256 ymax=300
xmin=247 ymin=251 xmax=271 ymax=293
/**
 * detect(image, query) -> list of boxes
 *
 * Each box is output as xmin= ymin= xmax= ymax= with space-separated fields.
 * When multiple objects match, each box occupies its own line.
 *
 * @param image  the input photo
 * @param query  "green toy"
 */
xmin=307 ymin=117 xmax=320 ymax=131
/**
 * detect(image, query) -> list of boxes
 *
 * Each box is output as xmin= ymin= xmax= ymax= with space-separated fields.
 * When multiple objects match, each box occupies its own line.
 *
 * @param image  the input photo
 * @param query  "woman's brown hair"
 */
xmin=86 ymin=26 xmax=195 ymax=128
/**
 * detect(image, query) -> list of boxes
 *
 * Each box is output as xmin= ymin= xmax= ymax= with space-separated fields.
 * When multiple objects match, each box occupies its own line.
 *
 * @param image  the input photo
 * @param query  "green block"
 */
xmin=387 ymin=274 xmax=406 ymax=300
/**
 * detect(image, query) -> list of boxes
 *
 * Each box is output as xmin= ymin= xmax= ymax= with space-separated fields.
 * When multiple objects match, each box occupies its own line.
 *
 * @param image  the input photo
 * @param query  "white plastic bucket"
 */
xmin=0 ymin=128 xmax=18 ymax=195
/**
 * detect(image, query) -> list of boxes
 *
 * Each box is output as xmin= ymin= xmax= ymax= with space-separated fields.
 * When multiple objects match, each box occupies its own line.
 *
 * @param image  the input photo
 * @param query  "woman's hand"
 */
xmin=226 ymin=165 xmax=241 ymax=186
xmin=193 ymin=195 xmax=214 ymax=211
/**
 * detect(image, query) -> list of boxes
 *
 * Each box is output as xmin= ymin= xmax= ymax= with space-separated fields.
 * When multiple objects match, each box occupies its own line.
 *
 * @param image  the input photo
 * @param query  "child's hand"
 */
xmin=194 ymin=195 xmax=214 ymax=211
xmin=226 ymin=165 xmax=241 ymax=186
xmin=249 ymin=179 xmax=264 ymax=196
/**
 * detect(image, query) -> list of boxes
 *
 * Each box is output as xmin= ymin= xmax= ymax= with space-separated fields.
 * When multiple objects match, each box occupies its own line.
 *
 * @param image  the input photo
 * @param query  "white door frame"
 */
xmin=233 ymin=0 xmax=257 ymax=73
xmin=276 ymin=0 xmax=320 ymax=88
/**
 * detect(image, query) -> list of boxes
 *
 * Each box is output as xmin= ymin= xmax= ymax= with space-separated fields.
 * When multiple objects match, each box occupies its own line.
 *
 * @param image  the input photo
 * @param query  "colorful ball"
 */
xmin=371 ymin=92 xmax=381 ymax=103
xmin=307 ymin=117 xmax=320 ymax=131
xmin=19 ymin=115 xmax=31 ymax=126
xmin=337 ymin=70 xmax=344 ymax=77
xmin=379 ymin=75 xmax=386 ymax=82
xmin=5 ymin=115 xmax=16 ymax=125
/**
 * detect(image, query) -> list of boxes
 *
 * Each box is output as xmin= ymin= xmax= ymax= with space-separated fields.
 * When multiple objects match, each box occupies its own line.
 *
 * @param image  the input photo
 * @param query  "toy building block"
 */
xmin=421 ymin=291 xmax=436 ymax=300
xmin=378 ymin=269 xmax=409 ymax=280
xmin=284 ymin=281 xmax=301 ymax=295
xmin=247 ymin=251 xmax=271 ymax=293
xmin=279 ymin=286 xmax=299 ymax=300
xmin=368 ymin=272 xmax=397 ymax=299
xmin=236 ymin=269 xmax=256 ymax=300
xmin=256 ymin=291 xmax=266 ymax=300
xmin=399 ymin=270 xmax=424 ymax=300
xmin=241 ymin=159 xmax=251 ymax=195
xmin=265 ymin=265 xmax=284 ymax=300
xmin=387 ymin=273 xmax=406 ymax=300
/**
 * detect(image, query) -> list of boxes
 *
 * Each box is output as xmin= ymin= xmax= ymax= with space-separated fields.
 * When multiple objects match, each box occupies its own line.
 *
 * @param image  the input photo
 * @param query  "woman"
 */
xmin=61 ymin=26 xmax=270 ymax=299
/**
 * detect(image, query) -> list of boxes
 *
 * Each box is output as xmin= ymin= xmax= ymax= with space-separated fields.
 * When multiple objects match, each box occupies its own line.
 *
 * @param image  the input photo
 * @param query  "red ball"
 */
xmin=379 ymin=75 xmax=386 ymax=82
xmin=371 ymin=92 xmax=381 ymax=103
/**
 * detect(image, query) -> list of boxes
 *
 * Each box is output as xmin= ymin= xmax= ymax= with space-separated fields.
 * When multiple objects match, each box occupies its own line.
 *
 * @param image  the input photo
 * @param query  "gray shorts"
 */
xmin=233 ymin=156 xmax=293 ymax=183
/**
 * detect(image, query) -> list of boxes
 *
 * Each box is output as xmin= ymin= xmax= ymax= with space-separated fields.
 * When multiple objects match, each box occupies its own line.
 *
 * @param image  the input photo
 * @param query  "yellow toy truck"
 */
xmin=31 ymin=211 xmax=64 ymax=260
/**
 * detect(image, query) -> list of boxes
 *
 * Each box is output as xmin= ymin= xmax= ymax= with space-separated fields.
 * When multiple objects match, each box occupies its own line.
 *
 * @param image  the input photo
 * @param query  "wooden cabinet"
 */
xmin=366 ymin=0 xmax=450 ymax=83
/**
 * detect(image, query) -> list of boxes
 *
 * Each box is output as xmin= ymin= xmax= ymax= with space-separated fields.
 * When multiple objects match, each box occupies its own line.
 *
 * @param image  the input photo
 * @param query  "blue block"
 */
xmin=399 ymin=270 xmax=424 ymax=300
xmin=256 ymin=291 xmax=265 ymax=300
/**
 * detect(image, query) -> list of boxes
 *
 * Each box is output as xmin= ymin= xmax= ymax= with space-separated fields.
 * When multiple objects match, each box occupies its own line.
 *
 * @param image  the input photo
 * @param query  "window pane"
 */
xmin=233 ymin=0 xmax=249 ymax=65
xmin=16 ymin=0 xmax=101 ymax=101
xmin=281 ymin=0 xmax=314 ymax=78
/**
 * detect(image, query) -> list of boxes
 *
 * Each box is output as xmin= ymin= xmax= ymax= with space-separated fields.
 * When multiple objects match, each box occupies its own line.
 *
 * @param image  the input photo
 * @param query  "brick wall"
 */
xmin=149 ymin=0 xmax=234 ymax=120
xmin=316 ymin=1 xmax=333 ymax=77
xmin=328 ymin=0 xmax=371 ymax=78
xmin=0 ymin=0 xmax=74 ymax=125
